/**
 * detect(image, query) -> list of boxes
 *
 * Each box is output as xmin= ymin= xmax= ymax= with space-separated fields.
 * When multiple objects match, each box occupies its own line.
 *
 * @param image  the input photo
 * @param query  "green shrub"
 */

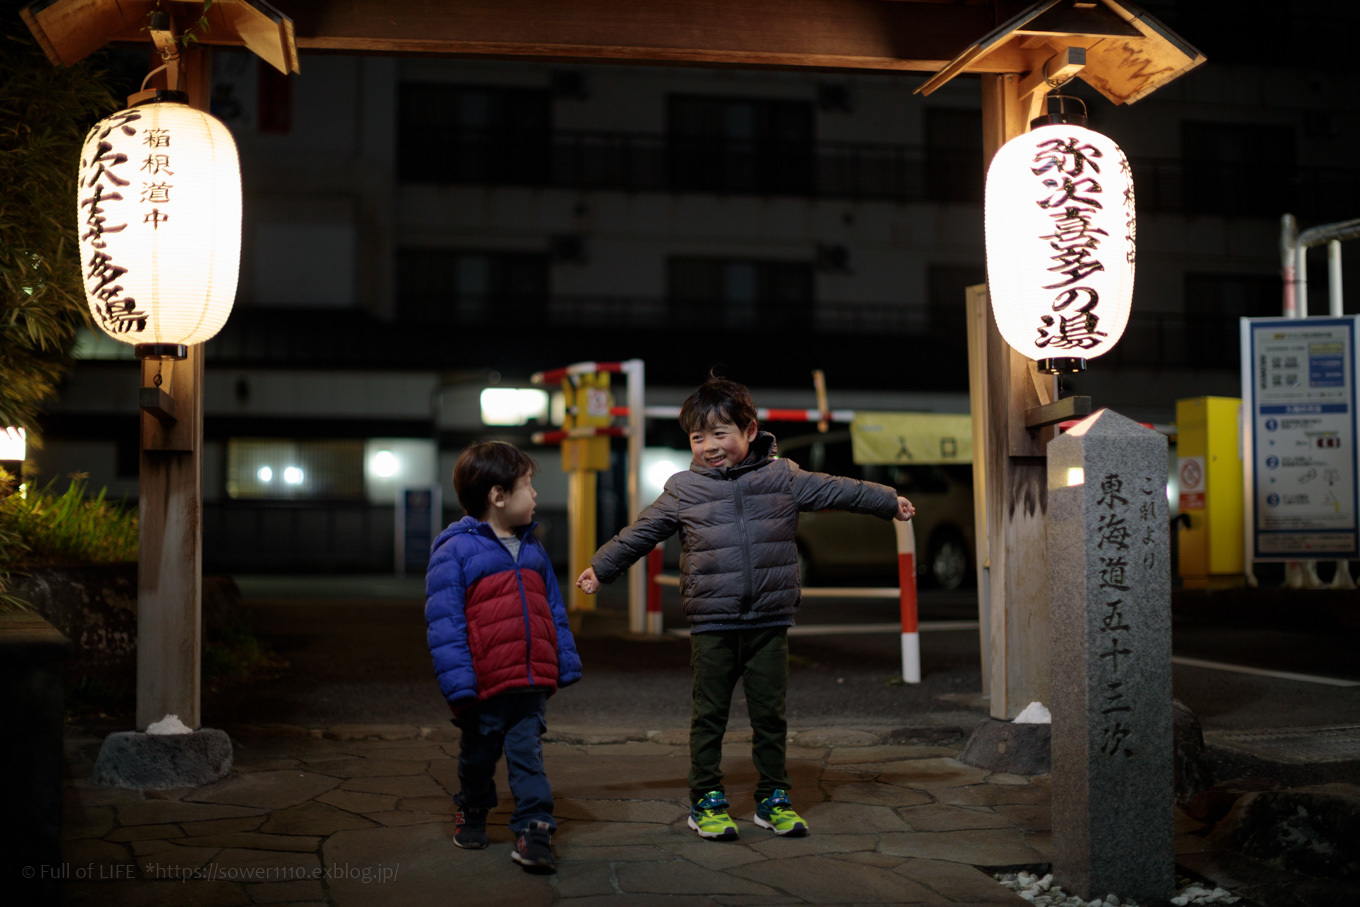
xmin=0 ymin=469 xmax=137 ymax=610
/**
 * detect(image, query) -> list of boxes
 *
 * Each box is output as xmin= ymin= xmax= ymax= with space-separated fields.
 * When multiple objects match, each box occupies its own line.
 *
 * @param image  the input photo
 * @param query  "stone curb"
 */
xmin=218 ymin=723 xmax=972 ymax=747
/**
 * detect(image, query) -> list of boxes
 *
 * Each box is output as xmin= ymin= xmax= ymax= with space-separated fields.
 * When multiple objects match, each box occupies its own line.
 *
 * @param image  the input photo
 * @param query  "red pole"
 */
xmin=896 ymin=520 xmax=920 ymax=683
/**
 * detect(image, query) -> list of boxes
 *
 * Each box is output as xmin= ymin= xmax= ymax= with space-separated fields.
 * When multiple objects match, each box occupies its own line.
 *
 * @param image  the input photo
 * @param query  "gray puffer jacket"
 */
xmin=591 ymin=432 xmax=898 ymax=629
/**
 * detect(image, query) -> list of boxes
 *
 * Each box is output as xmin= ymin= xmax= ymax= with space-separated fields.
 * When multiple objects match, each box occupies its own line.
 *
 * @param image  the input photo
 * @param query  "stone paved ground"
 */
xmin=58 ymin=724 xmax=1051 ymax=906
xmin=57 ymin=722 xmax=1356 ymax=906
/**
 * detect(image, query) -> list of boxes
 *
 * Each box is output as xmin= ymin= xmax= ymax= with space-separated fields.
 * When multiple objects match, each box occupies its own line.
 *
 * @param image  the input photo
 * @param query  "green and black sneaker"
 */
xmin=754 ymin=789 xmax=808 ymax=836
xmin=688 ymin=791 xmax=738 ymax=840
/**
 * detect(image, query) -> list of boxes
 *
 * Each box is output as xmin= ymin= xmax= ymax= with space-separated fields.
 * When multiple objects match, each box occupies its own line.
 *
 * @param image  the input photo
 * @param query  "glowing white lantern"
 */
xmin=76 ymin=91 xmax=241 ymax=359
xmin=984 ymin=114 xmax=1135 ymax=372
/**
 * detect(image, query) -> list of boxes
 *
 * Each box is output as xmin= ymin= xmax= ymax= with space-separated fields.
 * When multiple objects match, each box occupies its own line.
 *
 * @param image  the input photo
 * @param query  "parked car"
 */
xmin=779 ymin=430 xmax=976 ymax=590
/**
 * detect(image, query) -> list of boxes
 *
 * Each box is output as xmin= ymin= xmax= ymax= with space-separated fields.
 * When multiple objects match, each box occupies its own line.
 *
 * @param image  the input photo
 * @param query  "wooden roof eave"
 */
xmin=21 ymin=0 xmax=299 ymax=73
xmin=916 ymin=0 xmax=1205 ymax=105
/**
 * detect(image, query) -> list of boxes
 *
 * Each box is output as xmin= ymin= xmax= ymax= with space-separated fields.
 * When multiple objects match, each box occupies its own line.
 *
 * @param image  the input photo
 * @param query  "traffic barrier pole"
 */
xmin=646 ymin=545 xmax=664 ymax=635
xmin=531 ymin=361 xmax=625 ymax=385
xmin=895 ymin=519 xmax=920 ymax=683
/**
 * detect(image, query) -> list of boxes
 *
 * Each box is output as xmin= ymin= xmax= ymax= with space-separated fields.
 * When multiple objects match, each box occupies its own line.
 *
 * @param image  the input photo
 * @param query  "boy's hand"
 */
xmin=894 ymin=496 xmax=915 ymax=522
xmin=576 ymin=566 xmax=600 ymax=594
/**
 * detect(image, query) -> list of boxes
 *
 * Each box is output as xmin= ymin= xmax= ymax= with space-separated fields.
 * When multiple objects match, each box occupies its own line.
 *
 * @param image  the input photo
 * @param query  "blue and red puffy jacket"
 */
xmin=425 ymin=515 xmax=582 ymax=711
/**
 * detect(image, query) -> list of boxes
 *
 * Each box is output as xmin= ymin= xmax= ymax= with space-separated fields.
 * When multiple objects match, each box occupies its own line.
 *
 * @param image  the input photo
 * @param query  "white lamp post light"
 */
xmin=77 ymin=90 xmax=241 ymax=360
xmin=985 ymin=103 xmax=1135 ymax=374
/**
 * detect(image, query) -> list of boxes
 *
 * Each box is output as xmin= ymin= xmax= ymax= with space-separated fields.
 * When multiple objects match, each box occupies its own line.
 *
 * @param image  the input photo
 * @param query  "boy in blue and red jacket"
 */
xmin=425 ymin=441 xmax=582 ymax=873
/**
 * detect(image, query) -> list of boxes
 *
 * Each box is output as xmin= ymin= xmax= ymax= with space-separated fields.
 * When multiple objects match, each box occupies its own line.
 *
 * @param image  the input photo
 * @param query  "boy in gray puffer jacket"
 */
xmin=576 ymin=375 xmax=914 ymax=841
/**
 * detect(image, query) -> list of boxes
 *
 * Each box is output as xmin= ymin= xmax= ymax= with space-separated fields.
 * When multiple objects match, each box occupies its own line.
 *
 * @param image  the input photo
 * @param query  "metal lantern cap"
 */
xmin=1030 ymin=93 xmax=1088 ymax=131
xmin=128 ymin=88 xmax=190 ymax=108
xmin=1029 ymin=111 xmax=1088 ymax=130
xmin=135 ymin=344 xmax=188 ymax=361
xmin=1037 ymin=357 xmax=1087 ymax=375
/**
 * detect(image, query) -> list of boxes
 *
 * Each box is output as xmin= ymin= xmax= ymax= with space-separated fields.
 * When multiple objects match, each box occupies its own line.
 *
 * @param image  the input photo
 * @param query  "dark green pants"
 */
xmin=688 ymin=626 xmax=792 ymax=805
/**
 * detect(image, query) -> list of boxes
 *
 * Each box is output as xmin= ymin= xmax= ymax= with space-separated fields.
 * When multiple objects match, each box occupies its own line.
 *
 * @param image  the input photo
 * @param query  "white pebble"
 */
xmin=1171 ymin=897 xmax=1189 ymax=906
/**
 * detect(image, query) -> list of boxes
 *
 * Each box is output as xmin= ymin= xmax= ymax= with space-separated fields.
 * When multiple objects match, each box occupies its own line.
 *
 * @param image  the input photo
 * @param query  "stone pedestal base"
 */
xmin=958 ymin=718 xmax=1051 ymax=775
xmin=92 ymin=728 xmax=233 ymax=789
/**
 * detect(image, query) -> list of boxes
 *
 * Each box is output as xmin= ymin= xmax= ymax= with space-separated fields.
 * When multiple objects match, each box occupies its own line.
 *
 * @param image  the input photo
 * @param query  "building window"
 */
xmin=397 ymin=249 xmax=549 ymax=324
xmin=667 ymin=95 xmax=814 ymax=195
xmin=1183 ymin=273 xmax=1280 ymax=369
xmin=226 ymin=439 xmax=365 ymax=500
xmin=925 ymin=108 xmax=983 ymax=203
xmin=1182 ymin=122 xmax=1295 ymax=217
xmin=929 ymin=264 xmax=986 ymax=354
xmin=398 ymin=83 xmax=551 ymax=185
xmin=668 ymin=258 xmax=813 ymax=328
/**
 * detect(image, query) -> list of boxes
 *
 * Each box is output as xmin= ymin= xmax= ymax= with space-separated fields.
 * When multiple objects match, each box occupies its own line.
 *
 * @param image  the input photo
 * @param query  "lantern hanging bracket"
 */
xmin=139 ymin=387 xmax=178 ymax=426
xmin=1017 ymin=46 xmax=1086 ymax=103
xmin=147 ymin=9 xmax=181 ymax=91
xmin=1025 ymin=395 xmax=1092 ymax=431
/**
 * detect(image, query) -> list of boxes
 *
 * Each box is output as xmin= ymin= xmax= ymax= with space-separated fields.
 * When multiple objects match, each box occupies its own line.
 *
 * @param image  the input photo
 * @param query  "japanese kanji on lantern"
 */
xmin=77 ymin=90 xmax=242 ymax=360
xmin=984 ymin=107 xmax=1135 ymax=374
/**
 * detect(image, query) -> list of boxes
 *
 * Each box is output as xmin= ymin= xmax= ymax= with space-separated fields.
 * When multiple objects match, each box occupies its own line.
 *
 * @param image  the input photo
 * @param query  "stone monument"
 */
xmin=1047 ymin=409 xmax=1173 ymax=901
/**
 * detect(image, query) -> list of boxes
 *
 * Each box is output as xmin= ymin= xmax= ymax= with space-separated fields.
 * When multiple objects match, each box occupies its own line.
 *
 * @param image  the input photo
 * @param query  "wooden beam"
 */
xmin=135 ymin=44 xmax=211 ymax=732
xmin=980 ymin=72 xmax=1059 ymax=720
xmin=281 ymin=0 xmax=993 ymax=70
xmin=25 ymin=0 xmax=1000 ymax=72
xmin=137 ymin=343 xmax=204 ymax=730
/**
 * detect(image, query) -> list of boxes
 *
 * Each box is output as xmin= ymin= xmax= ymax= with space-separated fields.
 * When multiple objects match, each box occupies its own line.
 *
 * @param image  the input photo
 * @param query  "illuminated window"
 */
xmin=226 ymin=439 xmax=364 ymax=499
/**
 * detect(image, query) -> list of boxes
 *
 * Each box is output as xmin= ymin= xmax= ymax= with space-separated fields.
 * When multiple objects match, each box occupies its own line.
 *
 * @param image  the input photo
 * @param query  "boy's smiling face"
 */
xmin=689 ymin=419 xmax=757 ymax=470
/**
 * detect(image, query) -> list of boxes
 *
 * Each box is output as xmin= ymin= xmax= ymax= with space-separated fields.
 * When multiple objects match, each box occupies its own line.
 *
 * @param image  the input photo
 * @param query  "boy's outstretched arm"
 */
xmin=895 ymin=496 xmax=915 ymax=521
xmin=586 ymin=484 xmax=681 ymax=588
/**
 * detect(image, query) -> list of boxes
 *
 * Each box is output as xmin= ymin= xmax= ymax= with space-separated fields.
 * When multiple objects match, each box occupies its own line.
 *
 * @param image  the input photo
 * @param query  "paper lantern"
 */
xmin=984 ymin=116 xmax=1135 ymax=372
xmin=77 ymin=91 xmax=241 ymax=359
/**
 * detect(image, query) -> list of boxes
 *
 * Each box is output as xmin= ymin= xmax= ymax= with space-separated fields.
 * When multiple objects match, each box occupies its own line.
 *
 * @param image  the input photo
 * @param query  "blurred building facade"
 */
xmin=32 ymin=2 xmax=1360 ymax=572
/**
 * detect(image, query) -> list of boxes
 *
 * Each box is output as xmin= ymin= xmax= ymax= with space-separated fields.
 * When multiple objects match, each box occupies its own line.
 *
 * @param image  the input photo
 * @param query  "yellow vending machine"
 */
xmin=1175 ymin=396 xmax=1244 ymax=588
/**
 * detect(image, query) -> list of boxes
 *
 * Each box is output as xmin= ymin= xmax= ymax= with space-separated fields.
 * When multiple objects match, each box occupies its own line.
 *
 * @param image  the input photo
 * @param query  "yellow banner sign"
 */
xmin=850 ymin=412 xmax=973 ymax=465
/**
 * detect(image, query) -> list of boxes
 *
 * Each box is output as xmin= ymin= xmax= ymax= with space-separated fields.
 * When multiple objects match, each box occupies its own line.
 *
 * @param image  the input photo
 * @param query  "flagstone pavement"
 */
xmin=54 ymin=720 xmax=1259 ymax=907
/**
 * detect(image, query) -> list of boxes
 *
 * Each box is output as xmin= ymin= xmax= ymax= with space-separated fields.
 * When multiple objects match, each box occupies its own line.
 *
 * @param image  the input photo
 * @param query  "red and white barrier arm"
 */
xmin=531 ymin=362 xmax=625 ymax=385
xmin=632 ymin=406 xmax=856 ymax=423
xmin=531 ymin=426 xmax=630 ymax=445
xmin=895 ymin=519 xmax=920 ymax=684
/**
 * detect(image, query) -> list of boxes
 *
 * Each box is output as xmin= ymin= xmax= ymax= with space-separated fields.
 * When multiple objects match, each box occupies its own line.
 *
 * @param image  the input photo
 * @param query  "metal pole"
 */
xmin=1330 ymin=239 xmax=1344 ymax=317
xmin=1296 ymin=243 xmax=1309 ymax=320
xmin=1327 ymin=240 xmax=1355 ymax=587
xmin=1281 ymin=214 xmax=1298 ymax=319
xmin=1286 ymin=218 xmax=1360 ymax=590
xmin=624 ymin=359 xmax=650 ymax=633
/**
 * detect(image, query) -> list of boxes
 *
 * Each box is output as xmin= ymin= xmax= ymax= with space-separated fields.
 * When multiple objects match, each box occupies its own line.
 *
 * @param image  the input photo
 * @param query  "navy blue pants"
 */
xmin=452 ymin=692 xmax=554 ymax=833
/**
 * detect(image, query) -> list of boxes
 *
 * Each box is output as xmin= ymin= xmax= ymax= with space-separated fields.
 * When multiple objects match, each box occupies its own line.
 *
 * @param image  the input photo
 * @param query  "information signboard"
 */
xmin=397 ymin=485 xmax=442 ymax=574
xmin=1241 ymin=316 xmax=1360 ymax=560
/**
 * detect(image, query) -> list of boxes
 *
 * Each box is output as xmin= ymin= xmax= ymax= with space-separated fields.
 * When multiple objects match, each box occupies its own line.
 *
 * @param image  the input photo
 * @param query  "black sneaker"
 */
xmin=511 ymin=820 xmax=556 ymax=873
xmin=453 ymin=807 xmax=489 ymax=849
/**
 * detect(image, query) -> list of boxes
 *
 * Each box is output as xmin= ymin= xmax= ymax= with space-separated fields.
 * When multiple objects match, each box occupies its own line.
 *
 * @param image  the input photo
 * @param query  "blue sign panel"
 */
xmin=400 ymin=487 xmax=439 ymax=574
xmin=1242 ymin=316 xmax=1360 ymax=560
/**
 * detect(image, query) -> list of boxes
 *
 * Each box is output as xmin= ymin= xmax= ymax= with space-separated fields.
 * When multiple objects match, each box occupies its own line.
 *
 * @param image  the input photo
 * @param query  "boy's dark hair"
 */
xmin=454 ymin=441 xmax=535 ymax=519
xmin=679 ymin=374 xmax=758 ymax=434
